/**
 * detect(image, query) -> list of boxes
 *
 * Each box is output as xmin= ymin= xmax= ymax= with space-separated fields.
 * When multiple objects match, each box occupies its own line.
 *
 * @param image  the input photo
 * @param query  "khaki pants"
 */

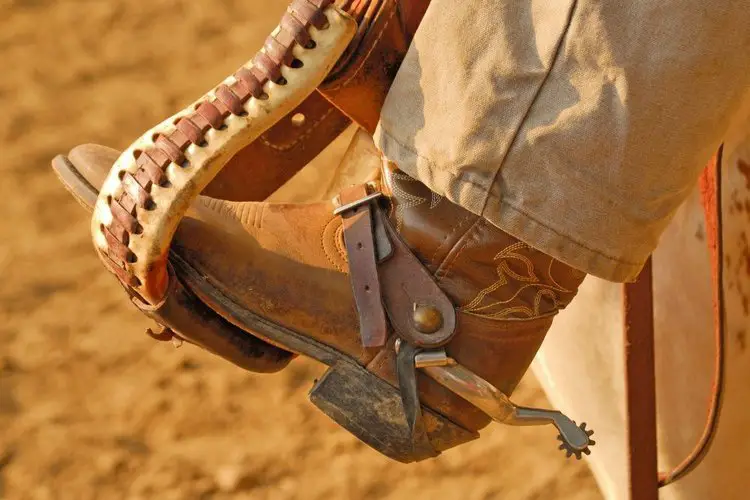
xmin=374 ymin=0 xmax=750 ymax=282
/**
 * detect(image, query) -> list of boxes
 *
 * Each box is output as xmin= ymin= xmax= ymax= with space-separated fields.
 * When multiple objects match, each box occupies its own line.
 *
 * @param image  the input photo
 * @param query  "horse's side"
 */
xmin=533 ymin=123 xmax=750 ymax=499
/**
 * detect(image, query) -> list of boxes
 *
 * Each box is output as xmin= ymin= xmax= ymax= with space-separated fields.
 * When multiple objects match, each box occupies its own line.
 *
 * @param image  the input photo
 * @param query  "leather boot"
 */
xmin=60 ymin=2 xmax=594 ymax=462
xmin=53 ymin=0 xmax=429 ymax=203
xmin=88 ymin=106 xmax=588 ymax=458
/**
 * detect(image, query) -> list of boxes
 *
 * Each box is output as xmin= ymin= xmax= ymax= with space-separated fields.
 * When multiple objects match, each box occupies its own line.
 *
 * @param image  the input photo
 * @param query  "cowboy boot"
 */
xmin=70 ymin=2 xmax=594 ymax=461
xmin=53 ymin=0 xmax=429 ymax=204
xmin=89 ymin=82 xmax=591 ymax=461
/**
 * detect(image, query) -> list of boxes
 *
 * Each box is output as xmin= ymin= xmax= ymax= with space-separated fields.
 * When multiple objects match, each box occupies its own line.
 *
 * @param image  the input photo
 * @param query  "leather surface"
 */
xmin=60 ymin=129 xmax=585 ymax=435
xmin=207 ymin=92 xmax=352 ymax=201
xmin=338 ymin=184 xmax=389 ymax=347
xmin=320 ymin=0 xmax=410 ymax=133
xmin=168 ymin=130 xmax=586 ymax=432
xmin=69 ymin=144 xmax=119 ymax=190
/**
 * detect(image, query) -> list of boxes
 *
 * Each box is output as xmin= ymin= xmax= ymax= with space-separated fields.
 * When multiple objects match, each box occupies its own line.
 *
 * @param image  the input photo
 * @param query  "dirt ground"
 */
xmin=0 ymin=1 xmax=601 ymax=498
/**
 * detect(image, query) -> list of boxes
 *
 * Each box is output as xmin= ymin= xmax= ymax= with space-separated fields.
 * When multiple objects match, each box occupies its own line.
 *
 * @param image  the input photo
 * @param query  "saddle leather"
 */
xmin=200 ymin=0 xmax=429 ymax=202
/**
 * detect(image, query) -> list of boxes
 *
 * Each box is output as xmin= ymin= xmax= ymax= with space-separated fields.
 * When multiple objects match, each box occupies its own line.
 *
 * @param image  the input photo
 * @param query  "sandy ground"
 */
xmin=0 ymin=1 xmax=601 ymax=498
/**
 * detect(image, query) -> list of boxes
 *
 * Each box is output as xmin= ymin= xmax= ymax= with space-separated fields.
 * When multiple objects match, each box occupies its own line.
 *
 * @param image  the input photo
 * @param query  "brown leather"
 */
xmin=375 ymin=207 xmax=457 ymax=348
xmin=217 ymin=0 xmax=433 ymax=199
xmin=51 ymin=148 xmax=296 ymax=374
xmin=166 ymin=129 xmax=585 ymax=436
xmin=204 ymin=0 xmax=434 ymax=200
xmin=337 ymin=184 xmax=389 ymax=347
xmin=623 ymin=259 xmax=659 ymax=499
xmin=208 ymin=92 xmax=352 ymax=201
xmin=320 ymin=0 xmax=413 ymax=133
xmin=673 ymin=148 xmax=726 ymax=485
xmin=68 ymin=144 xmax=117 ymax=190
xmin=133 ymin=265 xmax=295 ymax=374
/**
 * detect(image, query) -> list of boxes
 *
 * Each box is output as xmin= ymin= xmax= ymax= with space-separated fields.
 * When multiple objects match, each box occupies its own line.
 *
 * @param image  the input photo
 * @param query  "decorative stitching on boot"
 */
xmin=321 ymin=216 xmax=347 ymax=272
xmin=460 ymin=242 xmax=573 ymax=320
xmin=390 ymin=170 xmax=444 ymax=231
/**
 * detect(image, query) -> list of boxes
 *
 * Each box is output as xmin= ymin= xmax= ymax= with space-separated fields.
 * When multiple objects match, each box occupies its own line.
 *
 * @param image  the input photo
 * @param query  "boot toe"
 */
xmin=67 ymin=143 xmax=121 ymax=190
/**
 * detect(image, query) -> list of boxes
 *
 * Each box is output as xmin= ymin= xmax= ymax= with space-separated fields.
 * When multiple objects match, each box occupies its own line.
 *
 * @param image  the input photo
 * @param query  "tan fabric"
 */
xmin=374 ymin=0 xmax=750 ymax=282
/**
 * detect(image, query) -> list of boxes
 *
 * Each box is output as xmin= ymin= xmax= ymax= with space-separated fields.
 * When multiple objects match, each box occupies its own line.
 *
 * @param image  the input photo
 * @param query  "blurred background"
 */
xmin=0 ymin=1 xmax=601 ymax=498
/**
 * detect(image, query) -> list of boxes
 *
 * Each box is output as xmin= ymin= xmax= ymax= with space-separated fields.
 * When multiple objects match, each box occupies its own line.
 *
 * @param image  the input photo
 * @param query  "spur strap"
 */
xmin=334 ymin=185 xmax=457 ymax=349
xmin=336 ymin=185 xmax=389 ymax=347
xmin=623 ymin=147 xmax=726 ymax=497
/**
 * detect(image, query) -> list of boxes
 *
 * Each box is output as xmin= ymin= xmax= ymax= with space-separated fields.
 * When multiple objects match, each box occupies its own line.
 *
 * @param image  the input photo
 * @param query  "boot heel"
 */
xmin=309 ymin=361 xmax=478 ymax=463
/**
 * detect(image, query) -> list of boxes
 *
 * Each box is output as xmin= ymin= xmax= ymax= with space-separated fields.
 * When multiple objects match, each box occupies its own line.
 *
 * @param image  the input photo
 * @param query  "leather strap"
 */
xmin=337 ymin=184 xmax=456 ymax=348
xmin=658 ymin=147 xmax=726 ymax=486
xmin=623 ymin=258 xmax=659 ymax=499
xmin=337 ymin=185 xmax=389 ymax=347
xmin=375 ymin=208 xmax=457 ymax=347
xmin=623 ymin=148 xmax=726 ymax=496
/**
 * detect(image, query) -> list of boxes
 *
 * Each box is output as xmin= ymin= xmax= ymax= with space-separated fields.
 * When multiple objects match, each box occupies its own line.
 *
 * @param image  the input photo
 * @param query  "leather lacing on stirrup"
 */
xmin=96 ymin=0 xmax=335 ymax=294
xmin=333 ymin=183 xmax=596 ymax=461
xmin=91 ymin=0 xmax=357 ymax=306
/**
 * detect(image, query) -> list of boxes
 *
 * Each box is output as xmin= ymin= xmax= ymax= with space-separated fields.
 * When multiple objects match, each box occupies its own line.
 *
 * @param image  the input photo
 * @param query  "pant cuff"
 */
xmin=375 ymin=125 xmax=644 ymax=283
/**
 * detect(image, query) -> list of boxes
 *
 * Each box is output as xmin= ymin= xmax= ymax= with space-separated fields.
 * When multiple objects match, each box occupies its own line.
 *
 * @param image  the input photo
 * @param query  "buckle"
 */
xmin=333 ymin=192 xmax=383 ymax=216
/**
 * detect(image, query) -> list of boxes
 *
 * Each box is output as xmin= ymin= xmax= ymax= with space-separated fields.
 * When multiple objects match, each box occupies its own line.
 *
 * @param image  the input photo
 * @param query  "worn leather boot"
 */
xmin=79 ymin=120 xmax=589 ymax=461
xmin=57 ymin=2 xmax=595 ymax=462
xmin=170 ymin=129 xmax=589 ymax=459
xmin=53 ymin=0 xmax=429 ymax=203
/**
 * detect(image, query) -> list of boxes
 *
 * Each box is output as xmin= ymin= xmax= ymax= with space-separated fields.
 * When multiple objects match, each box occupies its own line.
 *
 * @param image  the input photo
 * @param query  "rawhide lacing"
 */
xmin=92 ymin=1 xmax=356 ymax=304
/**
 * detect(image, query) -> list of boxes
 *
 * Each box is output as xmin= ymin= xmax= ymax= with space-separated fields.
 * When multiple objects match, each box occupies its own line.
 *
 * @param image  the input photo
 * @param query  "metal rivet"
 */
xmin=291 ymin=113 xmax=306 ymax=127
xmin=412 ymin=304 xmax=443 ymax=334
